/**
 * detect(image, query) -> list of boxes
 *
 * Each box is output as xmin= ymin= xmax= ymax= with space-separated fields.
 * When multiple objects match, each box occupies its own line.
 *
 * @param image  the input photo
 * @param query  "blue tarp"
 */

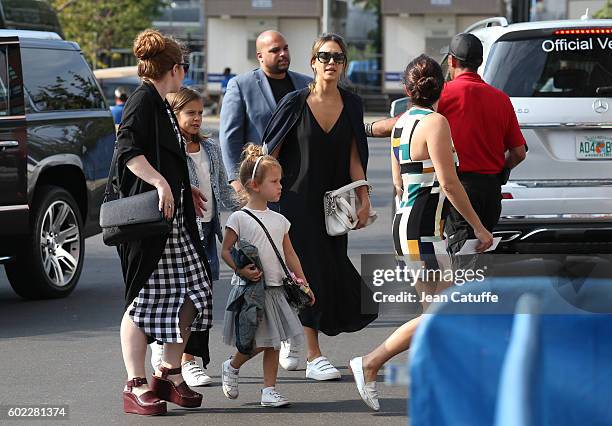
xmin=409 ymin=276 xmax=612 ymax=426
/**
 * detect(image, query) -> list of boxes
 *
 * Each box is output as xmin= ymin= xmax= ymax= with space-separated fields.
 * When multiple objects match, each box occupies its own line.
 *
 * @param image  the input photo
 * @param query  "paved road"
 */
xmin=0 ymin=130 xmax=414 ymax=425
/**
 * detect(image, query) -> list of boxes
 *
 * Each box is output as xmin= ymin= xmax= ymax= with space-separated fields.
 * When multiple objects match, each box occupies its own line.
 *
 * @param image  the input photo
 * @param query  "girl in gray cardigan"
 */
xmin=149 ymin=87 xmax=239 ymax=387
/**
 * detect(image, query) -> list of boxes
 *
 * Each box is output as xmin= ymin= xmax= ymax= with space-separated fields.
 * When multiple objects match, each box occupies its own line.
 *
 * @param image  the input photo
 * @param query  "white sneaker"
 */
xmin=182 ymin=360 xmax=212 ymax=387
xmin=221 ymin=358 xmax=239 ymax=399
xmin=349 ymin=356 xmax=380 ymax=411
xmin=279 ymin=340 xmax=302 ymax=371
xmin=260 ymin=387 xmax=290 ymax=407
xmin=305 ymin=356 xmax=341 ymax=381
xmin=150 ymin=342 xmax=163 ymax=370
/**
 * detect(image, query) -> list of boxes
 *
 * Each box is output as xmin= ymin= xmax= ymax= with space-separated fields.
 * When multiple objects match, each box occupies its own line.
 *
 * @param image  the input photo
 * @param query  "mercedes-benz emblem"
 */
xmin=593 ymin=99 xmax=609 ymax=114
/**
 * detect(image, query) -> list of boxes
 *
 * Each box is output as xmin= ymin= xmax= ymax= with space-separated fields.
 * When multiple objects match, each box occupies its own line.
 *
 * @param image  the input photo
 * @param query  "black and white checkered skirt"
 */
xmin=127 ymin=195 xmax=213 ymax=343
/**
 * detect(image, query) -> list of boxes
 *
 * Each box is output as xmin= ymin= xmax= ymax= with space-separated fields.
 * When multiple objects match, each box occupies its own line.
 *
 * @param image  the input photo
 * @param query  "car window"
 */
xmin=100 ymin=82 xmax=139 ymax=107
xmin=21 ymin=47 xmax=106 ymax=111
xmin=484 ymin=34 xmax=612 ymax=97
xmin=0 ymin=44 xmax=25 ymax=116
xmin=0 ymin=47 xmax=8 ymax=116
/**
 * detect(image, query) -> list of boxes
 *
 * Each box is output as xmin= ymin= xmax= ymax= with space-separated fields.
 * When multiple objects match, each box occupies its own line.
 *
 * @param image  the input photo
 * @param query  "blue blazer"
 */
xmin=219 ymin=68 xmax=311 ymax=181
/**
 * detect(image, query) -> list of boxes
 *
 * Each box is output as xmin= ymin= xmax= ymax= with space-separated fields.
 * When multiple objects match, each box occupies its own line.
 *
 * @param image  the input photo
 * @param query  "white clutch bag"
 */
xmin=323 ymin=179 xmax=378 ymax=236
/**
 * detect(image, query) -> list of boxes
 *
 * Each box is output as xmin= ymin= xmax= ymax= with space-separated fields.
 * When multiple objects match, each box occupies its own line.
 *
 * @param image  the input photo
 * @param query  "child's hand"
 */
xmin=304 ymin=285 xmax=315 ymax=306
xmin=290 ymin=272 xmax=315 ymax=306
xmin=237 ymin=264 xmax=262 ymax=282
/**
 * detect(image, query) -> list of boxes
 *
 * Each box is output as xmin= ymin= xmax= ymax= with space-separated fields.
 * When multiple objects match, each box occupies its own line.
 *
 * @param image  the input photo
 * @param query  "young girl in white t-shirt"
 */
xmin=220 ymin=144 xmax=315 ymax=407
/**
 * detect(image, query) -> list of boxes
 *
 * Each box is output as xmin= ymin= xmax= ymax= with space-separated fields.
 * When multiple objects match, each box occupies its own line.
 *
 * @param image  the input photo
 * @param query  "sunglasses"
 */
xmin=316 ymin=51 xmax=346 ymax=64
xmin=178 ymin=62 xmax=190 ymax=73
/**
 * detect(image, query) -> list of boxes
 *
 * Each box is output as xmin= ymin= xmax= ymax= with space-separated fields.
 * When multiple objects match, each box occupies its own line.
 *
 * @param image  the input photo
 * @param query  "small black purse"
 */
xmin=100 ymin=112 xmax=171 ymax=246
xmin=241 ymin=209 xmax=312 ymax=311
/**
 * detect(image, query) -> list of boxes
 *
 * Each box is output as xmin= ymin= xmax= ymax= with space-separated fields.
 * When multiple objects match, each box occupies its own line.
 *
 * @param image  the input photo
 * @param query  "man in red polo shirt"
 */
xmin=366 ymin=33 xmax=526 ymax=254
xmin=440 ymin=33 xmax=526 ymax=254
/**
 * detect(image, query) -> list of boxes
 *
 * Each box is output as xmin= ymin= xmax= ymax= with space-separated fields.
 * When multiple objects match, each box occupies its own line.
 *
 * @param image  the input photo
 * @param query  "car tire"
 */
xmin=6 ymin=185 xmax=85 ymax=299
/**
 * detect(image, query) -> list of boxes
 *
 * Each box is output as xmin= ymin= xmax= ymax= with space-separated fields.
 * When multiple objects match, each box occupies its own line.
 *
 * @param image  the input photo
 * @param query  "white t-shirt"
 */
xmin=187 ymin=149 xmax=214 ymax=223
xmin=225 ymin=208 xmax=291 ymax=287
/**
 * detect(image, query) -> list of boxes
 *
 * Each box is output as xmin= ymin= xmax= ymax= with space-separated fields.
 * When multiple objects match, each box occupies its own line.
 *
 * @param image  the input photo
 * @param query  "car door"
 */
xmin=0 ymin=36 xmax=28 ymax=233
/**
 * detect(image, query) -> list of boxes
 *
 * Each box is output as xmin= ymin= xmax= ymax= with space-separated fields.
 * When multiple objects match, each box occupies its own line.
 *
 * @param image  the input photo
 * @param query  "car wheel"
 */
xmin=6 ymin=185 xmax=84 ymax=299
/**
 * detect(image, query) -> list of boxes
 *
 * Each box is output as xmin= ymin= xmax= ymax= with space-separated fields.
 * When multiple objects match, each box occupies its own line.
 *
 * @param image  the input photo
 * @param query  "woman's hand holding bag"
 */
xmin=324 ymin=179 xmax=377 ymax=236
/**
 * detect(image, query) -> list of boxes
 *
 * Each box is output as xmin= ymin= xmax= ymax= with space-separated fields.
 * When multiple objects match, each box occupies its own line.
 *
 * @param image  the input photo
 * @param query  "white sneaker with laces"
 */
xmin=305 ymin=356 xmax=341 ymax=381
xmin=150 ymin=342 xmax=163 ymax=370
xmin=182 ymin=360 xmax=212 ymax=387
xmin=260 ymin=387 xmax=290 ymax=407
xmin=279 ymin=340 xmax=302 ymax=371
xmin=349 ymin=356 xmax=380 ymax=411
xmin=221 ymin=358 xmax=239 ymax=399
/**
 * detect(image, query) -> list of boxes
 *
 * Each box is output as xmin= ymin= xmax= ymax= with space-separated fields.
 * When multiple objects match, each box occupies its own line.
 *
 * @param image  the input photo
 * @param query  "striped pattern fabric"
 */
xmin=391 ymin=107 xmax=458 ymax=268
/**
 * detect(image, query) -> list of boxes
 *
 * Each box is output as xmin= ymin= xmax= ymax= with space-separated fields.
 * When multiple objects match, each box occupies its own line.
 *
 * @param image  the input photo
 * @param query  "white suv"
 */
xmin=392 ymin=16 xmax=612 ymax=252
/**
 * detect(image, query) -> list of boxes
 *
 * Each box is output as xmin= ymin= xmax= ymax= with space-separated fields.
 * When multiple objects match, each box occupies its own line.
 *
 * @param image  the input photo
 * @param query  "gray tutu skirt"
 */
xmin=222 ymin=286 xmax=304 ymax=350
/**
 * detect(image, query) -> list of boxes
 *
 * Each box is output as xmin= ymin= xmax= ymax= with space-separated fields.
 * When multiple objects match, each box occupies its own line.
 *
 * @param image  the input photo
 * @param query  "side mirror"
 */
xmin=390 ymin=97 xmax=410 ymax=117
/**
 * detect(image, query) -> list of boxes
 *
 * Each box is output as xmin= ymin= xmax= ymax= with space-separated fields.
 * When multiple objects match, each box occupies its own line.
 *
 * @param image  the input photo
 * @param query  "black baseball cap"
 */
xmin=448 ymin=33 xmax=483 ymax=67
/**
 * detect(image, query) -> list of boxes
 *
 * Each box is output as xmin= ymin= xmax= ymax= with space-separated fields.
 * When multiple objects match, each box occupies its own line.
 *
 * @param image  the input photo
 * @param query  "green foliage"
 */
xmin=347 ymin=43 xmax=377 ymax=61
xmin=352 ymin=0 xmax=382 ymax=53
xmin=49 ymin=0 xmax=168 ymax=67
xmin=352 ymin=0 xmax=380 ymax=12
xmin=594 ymin=0 xmax=612 ymax=18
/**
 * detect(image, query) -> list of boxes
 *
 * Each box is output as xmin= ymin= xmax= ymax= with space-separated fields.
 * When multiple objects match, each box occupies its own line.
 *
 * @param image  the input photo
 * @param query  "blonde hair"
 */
xmin=308 ymin=33 xmax=348 ymax=93
xmin=133 ymin=29 xmax=186 ymax=80
xmin=167 ymin=86 xmax=211 ymax=140
xmin=237 ymin=143 xmax=282 ymax=203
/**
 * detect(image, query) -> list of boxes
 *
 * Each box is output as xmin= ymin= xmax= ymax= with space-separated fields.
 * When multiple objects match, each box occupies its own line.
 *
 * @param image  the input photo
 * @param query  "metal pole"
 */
xmin=201 ymin=0 xmax=207 ymax=87
xmin=322 ymin=0 xmax=330 ymax=34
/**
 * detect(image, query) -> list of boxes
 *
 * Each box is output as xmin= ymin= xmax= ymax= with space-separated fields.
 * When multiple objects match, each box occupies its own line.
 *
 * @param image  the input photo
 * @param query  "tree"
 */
xmin=594 ymin=0 xmax=612 ymax=18
xmin=49 ymin=0 xmax=168 ymax=68
xmin=352 ymin=0 xmax=382 ymax=87
xmin=352 ymin=0 xmax=381 ymax=51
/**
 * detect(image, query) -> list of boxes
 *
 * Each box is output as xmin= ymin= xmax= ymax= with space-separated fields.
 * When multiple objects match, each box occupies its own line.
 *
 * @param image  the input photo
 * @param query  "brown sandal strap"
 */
xmin=126 ymin=377 xmax=148 ymax=390
xmin=157 ymin=365 xmax=182 ymax=378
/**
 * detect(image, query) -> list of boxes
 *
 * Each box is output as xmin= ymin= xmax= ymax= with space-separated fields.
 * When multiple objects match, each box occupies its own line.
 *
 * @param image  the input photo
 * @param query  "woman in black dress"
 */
xmin=262 ymin=33 xmax=377 ymax=380
xmin=115 ymin=30 xmax=212 ymax=415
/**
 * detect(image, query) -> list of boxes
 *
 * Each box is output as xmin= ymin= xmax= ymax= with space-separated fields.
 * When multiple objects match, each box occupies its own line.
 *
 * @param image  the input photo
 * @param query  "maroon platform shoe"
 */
xmin=123 ymin=377 xmax=167 ymax=416
xmin=151 ymin=366 xmax=203 ymax=408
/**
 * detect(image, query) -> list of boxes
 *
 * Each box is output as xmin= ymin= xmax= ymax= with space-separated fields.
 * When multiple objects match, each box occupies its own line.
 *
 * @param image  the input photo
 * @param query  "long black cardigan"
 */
xmin=115 ymin=82 xmax=211 ymax=309
xmin=261 ymin=86 xmax=369 ymax=173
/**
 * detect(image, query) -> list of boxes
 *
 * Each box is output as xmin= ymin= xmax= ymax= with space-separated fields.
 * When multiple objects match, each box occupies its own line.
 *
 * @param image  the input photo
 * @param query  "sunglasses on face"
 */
xmin=178 ymin=62 xmax=190 ymax=73
xmin=315 ymin=51 xmax=346 ymax=64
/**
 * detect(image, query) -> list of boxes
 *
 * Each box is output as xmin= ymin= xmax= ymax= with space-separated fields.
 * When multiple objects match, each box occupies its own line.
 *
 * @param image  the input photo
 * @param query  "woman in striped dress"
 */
xmin=349 ymin=54 xmax=493 ymax=411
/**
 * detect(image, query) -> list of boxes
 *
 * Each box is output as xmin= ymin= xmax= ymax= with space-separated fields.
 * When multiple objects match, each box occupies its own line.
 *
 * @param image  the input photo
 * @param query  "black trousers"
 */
xmin=444 ymin=172 xmax=502 ymax=257
xmin=153 ymin=330 xmax=210 ymax=368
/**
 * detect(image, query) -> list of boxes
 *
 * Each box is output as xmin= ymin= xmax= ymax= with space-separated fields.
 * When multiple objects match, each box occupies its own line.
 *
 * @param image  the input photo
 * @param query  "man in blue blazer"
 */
xmin=220 ymin=30 xmax=311 ymax=192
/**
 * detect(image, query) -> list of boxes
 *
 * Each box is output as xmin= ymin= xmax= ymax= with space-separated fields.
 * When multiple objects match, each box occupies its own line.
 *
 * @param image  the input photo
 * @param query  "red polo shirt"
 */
xmin=437 ymin=72 xmax=525 ymax=174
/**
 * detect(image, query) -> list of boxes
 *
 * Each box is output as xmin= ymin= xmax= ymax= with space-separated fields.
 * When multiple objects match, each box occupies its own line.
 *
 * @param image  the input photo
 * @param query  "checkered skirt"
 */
xmin=127 ymin=196 xmax=213 ymax=343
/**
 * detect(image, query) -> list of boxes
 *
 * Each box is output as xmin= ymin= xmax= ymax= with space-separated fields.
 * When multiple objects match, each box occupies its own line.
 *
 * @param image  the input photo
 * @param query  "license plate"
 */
xmin=576 ymin=135 xmax=612 ymax=160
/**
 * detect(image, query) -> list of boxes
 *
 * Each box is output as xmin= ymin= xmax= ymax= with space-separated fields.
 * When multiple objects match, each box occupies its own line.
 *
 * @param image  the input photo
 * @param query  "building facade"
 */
xmin=205 ymin=0 xmax=322 ymax=93
xmin=381 ymin=0 xmax=503 ymax=93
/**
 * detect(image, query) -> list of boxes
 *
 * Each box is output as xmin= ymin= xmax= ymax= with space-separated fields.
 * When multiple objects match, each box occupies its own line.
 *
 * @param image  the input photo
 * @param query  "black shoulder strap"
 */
xmin=104 ymin=110 xmax=160 ymax=199
xmin=241 ymin=209 xmax=291 ymax=278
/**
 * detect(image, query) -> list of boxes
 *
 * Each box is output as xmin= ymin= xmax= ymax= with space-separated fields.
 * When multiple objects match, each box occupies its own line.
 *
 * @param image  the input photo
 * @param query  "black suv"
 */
xmin=0 ymin=30 xmax=115 ymax=299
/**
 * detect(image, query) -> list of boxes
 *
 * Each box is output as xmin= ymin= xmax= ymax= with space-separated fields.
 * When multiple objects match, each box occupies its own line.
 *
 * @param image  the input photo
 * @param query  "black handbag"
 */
xmin=241 ymin=209 xmax=312 ymax=311
xmin=100 ymin=112 xmax=171 ymax=246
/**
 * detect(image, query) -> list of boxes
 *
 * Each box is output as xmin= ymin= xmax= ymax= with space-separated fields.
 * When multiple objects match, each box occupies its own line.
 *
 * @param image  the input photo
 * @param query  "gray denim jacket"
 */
xmin=186 ymin=138 xmax=240 ymax=241
xmin=226 ymin=239 xmax=266 ymax=354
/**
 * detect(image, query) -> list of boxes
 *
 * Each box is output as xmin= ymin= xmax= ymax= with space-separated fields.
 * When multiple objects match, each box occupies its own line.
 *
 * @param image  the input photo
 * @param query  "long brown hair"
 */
xmin=166 ymin=87 xmax=211 ymax=140
xmin=133 ymin=29 xmax=186 ymax=80
xmin=308 ymin=33 xmax=348 ymax=93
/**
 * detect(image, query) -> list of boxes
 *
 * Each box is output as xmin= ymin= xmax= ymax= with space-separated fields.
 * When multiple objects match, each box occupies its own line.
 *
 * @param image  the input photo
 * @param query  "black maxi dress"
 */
xmin=277 ymin=103 xmax=377 ymax=336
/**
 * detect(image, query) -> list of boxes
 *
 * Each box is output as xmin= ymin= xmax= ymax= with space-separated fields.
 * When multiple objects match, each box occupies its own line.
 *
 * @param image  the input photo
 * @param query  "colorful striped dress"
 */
xmin=391 ymin=106 xmax=458 ymax=268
